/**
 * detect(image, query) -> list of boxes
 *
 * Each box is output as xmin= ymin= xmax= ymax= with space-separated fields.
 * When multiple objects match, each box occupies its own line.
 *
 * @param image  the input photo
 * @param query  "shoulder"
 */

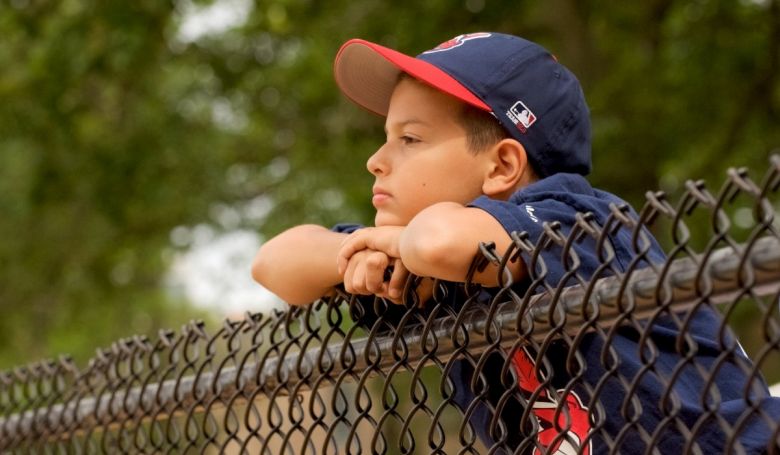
xmin=470 ymin=173 xmax=665 ymax=272
xmin=510 ymin=173 xmax=610 ymax=209
xmin=468 ymin=173 xmax=600 ymax=234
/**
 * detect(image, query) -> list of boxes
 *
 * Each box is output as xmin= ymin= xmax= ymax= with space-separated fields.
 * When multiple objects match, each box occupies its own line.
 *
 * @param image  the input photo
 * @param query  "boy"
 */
xmin=253 ymin=33 xmax=776 ymax=453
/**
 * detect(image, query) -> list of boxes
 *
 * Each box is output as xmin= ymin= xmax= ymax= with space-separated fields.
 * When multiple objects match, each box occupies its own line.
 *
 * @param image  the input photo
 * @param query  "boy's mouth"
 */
xmin=372 ymin=187 xmax=391 ymax=207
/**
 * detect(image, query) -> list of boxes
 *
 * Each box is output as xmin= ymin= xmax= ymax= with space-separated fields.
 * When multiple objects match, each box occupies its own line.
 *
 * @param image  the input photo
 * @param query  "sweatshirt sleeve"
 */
xmin=468 ymin=195 xmax=602 ymax=289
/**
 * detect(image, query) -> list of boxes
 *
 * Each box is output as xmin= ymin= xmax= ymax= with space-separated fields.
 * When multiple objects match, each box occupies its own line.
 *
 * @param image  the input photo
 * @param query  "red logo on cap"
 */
xmin=423 ymin=32 xmax=492 ymax=54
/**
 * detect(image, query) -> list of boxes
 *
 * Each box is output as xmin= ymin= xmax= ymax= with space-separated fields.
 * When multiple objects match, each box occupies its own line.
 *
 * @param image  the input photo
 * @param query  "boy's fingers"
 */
xmin=350 ymin=260 xmax=369 ymax=294
xmin=364 ymin=252 xmax=388 ymax=293
xmin=387 ymin=259 xmax=409 ymax=301
xmin=345 ymin=252 xmax=371 ymax=295
xmin=343 ymin=250 xmax=389 ymax=295
xmin=339 ymin=228 xmax=370 ymax=248
xmin=342 ymin=254 xmax=360 ymax=294
xmin=337 ymin=227 xmax=404 ymax=275
xmin=337 ymin=234 xmax=369 ymax=275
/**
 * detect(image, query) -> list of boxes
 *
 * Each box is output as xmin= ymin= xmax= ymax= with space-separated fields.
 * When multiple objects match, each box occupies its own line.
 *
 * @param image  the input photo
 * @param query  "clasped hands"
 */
xmin=336 ymin=226 xmax=412 ymax=304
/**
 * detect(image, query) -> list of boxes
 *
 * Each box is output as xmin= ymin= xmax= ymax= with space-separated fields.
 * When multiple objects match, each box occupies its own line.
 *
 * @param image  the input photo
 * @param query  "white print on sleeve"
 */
xmin=526 ymin=205 xmax=539 ymax=223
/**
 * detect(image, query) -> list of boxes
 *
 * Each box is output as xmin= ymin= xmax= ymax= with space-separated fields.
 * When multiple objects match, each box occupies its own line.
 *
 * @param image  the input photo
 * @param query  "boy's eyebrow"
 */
xmin=384 ymin=118 xmax=432 ymax=133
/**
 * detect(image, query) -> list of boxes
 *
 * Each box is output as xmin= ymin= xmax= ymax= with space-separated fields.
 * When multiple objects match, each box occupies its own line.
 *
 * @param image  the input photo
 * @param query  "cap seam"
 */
xmin=486 ymin=45 xmax=544 ymax=93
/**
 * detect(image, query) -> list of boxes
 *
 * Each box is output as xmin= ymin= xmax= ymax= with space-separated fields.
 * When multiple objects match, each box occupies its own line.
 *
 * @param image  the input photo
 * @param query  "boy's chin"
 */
xmin=374 ymin=212 xmax=408 ymax=227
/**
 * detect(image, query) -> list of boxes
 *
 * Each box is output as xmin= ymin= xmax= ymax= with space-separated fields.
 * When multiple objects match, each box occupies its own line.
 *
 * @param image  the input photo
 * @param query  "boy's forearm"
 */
xmin=399 ymin=202 xmax=524 ymax=286
xmin=252 ymin=224 xmax=345 ymax=305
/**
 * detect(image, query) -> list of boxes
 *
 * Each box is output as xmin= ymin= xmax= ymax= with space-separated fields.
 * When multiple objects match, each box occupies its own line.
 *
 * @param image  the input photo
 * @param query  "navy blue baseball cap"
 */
xmin=333 ymin=32 xmax=592 ymax=177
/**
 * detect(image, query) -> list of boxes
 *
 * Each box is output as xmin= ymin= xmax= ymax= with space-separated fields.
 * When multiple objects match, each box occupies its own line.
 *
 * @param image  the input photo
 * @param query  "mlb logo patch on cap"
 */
xmin=506 ymin=100 xmax=537 ymax=133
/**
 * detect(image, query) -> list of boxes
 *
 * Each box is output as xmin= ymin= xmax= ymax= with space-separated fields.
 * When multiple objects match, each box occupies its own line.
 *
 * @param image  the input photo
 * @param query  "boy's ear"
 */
xmin=481 ymin=138 xmax=532 ymax=198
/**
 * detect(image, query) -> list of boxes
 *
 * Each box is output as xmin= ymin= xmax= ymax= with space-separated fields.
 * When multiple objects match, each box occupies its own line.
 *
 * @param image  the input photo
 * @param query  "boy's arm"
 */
xmin=338 ymin=202 xmax=525 ymax=287
xmin=251 ymin=224 xmax=346 ymax=305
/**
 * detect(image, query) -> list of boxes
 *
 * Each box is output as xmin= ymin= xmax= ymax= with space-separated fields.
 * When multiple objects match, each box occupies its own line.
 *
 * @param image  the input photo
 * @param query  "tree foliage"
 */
xmin=0 ymin=0 xmax=777 ymax=368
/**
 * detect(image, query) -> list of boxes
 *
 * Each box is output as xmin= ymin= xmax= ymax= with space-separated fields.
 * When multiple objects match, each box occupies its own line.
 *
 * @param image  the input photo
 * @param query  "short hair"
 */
xmin=457 ymin=102 xmax=510 ymax=154
xmin=396 ymin=73 xmax=508 ymax=154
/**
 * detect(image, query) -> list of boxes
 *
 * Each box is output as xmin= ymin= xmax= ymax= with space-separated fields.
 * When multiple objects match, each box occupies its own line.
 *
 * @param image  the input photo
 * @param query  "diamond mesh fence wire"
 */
xmin=3 ymin=156 xmax=780 ymax=454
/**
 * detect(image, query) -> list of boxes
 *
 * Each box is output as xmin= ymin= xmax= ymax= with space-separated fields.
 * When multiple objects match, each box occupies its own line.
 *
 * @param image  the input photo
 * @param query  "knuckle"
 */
xmin=366 ymin=255 xmax=384 ymax=268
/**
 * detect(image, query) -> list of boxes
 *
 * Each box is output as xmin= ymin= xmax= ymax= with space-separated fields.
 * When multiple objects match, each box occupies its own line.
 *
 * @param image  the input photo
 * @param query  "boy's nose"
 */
xmin=367 ymin=143 xmax=390 ymax=176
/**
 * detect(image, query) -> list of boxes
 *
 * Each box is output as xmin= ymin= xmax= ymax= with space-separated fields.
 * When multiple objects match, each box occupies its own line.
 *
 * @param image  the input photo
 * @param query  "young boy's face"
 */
xmin=368 ymin=78 xmax=491 ymax=227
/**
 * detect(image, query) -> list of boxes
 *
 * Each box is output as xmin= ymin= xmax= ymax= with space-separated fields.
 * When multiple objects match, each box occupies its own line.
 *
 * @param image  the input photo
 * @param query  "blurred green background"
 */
xmin=0 ymin=0 xmax=778 ymax=370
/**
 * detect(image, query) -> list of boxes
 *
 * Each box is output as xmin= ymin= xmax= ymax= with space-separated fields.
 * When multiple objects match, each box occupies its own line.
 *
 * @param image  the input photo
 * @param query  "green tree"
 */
xmin=0 ymin=0 xmax=777 ymax=368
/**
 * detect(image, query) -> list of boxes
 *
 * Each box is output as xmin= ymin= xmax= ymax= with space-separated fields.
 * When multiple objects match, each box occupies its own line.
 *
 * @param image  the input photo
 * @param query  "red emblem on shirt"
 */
xmin=513 ymin=347 xmax=592 ymax=455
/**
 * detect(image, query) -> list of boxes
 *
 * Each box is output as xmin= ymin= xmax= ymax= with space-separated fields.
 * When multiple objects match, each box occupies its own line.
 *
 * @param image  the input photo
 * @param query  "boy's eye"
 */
xmin=400 ymin=135 xmax=420 ymax=145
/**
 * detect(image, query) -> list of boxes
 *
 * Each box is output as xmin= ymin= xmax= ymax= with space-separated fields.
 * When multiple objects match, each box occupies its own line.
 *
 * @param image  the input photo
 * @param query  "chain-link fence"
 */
xmin=3 ymin=157 xmax=780 ymax=454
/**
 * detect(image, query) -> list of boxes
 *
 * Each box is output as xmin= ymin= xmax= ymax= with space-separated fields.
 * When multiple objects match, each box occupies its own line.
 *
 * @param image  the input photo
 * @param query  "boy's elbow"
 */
xmin=250 ymin=224 xmax=335 ymax=306
xmin=402 ymin=241 xmax=451 ymax=276
xmin=400 ymin=213 xmax=459 ymax=275
xmin=251 ymin=251 xmax=312 ymax=306
xmin=250 ymin=224 xmax=315 ymax=285
xmin=250 ymin=248 xmax=269 ymax=286
xmin=250 ymin=245 xmax=283 ymax=299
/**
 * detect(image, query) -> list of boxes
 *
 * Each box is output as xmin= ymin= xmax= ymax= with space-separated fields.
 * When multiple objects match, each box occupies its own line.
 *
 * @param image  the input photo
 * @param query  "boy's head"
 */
xmin=360 ymin=74 xmax=513 ymax=226
xmin=334 ymin=32 xmax=591 ymax=178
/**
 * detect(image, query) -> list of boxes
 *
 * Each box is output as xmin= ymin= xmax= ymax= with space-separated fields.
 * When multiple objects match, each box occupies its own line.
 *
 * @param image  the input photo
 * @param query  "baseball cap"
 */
xmin=333 ymin=32 xmax=592 ymax=177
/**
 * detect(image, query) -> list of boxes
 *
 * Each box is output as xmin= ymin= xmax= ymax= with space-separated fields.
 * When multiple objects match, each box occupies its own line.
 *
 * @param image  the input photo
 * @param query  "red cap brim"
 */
xmin=333 ymin=39 xmax=491 ymax=116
